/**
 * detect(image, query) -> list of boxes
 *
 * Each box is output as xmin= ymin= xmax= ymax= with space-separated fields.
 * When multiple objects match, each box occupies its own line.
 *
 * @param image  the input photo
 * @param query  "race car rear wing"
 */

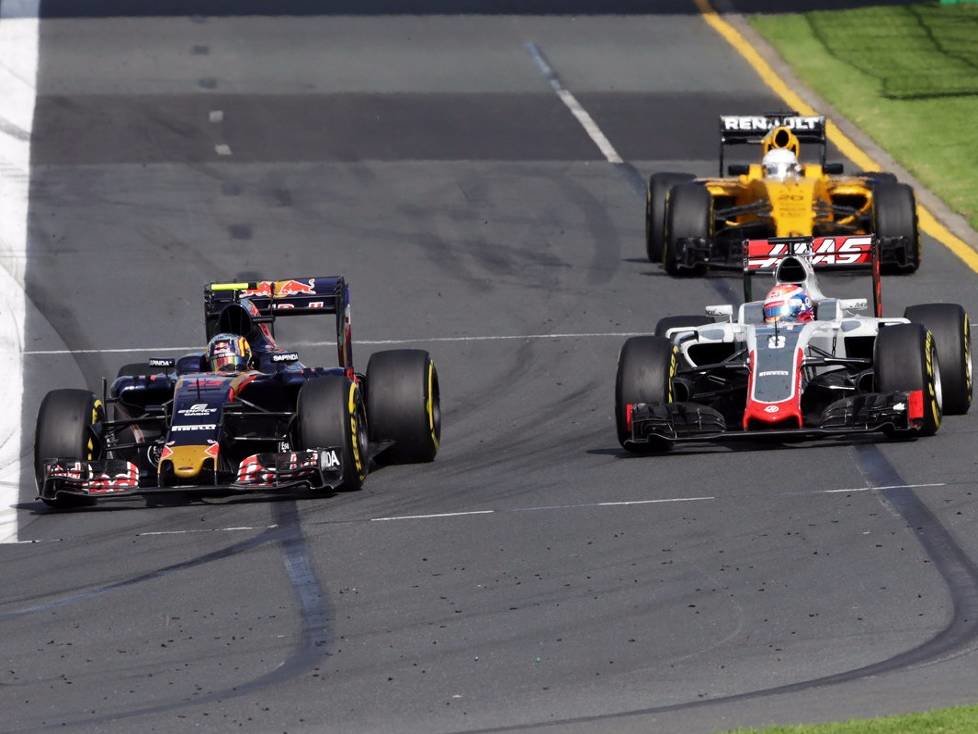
xmin=719 ymin=112 xmax=826 ymax=175
xmin=205 ymin=276 xmax=354 ymax=373
xmin=742 ymin=235 xmax=882 ymax=318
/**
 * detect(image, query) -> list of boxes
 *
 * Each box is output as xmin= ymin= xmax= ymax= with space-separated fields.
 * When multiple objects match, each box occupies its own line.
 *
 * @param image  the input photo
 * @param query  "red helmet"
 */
xmin=763 ymin=284 xmax=814 ymax=324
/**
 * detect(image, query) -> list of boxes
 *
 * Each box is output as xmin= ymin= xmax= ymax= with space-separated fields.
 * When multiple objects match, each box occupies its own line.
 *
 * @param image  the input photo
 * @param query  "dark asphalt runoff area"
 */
xmin=4 ymin=2 xmax=978 ymax=733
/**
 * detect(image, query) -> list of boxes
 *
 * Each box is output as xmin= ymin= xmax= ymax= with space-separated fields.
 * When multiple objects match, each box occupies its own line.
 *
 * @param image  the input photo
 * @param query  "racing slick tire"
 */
xmin=296 ymin=375 xmax=368 ymax=491
xmin=646 ymin=172 xmax=695 ymax=263
xmin=904 ymin=304 xmax=972 ymax=415
xmin=664 ymin=182 xmax=711 ymax=276
xmin=873 ymin=180 xmax=920 ymax=274
xmin=615 ymin=336 xmax=677 ymax=453
xmin=875 ymin=324 xmax=941 ymax=436
xmin=34 ymin=389 xmax=103 ymax=508
xmin=654 ymin=315 xmax=713 ymax=339
xmin=366 ymin=349 xmax=440 ymax=464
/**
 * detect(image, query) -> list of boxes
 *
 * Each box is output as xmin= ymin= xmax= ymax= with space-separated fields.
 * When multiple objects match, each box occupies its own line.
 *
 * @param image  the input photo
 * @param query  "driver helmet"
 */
xmin=762 ymin=148 xmax=802 ymax=181
xmin=763 ymin=284 xmax=815 ymax=324
xmin=207 ymin=333 xmax=252 ymax=373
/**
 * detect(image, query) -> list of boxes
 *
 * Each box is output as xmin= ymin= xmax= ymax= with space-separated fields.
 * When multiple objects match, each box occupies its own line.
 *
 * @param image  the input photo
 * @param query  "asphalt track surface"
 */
xmin=4 ymin=3 xmax=978 ymax=733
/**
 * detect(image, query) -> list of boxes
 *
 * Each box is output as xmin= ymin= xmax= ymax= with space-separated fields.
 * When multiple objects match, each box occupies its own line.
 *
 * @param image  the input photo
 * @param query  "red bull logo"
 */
xmin=238 ymin=279 xmax=317 ymax=298
xmin=274 ymin=279 xmax=317 ymax=297
xmin=239 ymin=281 xmax=274 ymax=298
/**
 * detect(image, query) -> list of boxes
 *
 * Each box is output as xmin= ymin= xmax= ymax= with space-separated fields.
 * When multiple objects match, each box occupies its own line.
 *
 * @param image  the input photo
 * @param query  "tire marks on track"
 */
xmin=0 ymin=501 xmax=331 ymax=731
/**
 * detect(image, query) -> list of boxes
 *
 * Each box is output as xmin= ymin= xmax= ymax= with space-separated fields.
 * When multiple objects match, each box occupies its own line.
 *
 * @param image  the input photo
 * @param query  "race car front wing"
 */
xmin=625 ymin=390 xmax=924 ymax=447
xmin=39 ymin=448 xmax=347 ymax=502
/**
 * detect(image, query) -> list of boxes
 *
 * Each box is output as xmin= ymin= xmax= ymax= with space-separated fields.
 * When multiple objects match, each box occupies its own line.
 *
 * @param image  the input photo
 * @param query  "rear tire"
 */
xmin=34 ymin=389 xmax=103 ymax=508
xmin=904 ymin=304 xmax=972 ymax=415
xmin=654 ymin=315 xmax=713 ymax=339
xmin=875 ymin=324 xmax=941 ymax=436
xmin=296 ymin=375 xmax=367 ymax=491
xmin=646 ymin=173 xmax=694 ymax=263
xmin=366 ymin=350 xmax=440 ymax=463
xmin=615 ymin=336 xmax=677 ymax=452
xmin=664 ymin=183 xmax=711 ymax=276
xmin=873 ymin=181 xmax=919 ymax=274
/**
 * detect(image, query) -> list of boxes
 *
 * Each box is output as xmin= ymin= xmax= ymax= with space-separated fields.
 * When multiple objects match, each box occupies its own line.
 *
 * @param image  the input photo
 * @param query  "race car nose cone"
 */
xmin=161 ymin=445 xmax=212 ymax=480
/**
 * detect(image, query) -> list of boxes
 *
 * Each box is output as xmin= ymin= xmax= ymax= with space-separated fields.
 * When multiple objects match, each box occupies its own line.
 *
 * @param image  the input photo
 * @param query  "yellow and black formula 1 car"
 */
xmin=645 ymin=113 xmax=920 ymax=275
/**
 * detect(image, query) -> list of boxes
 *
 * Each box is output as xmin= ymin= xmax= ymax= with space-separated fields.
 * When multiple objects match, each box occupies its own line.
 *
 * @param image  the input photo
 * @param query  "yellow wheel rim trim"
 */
xmin=427 ymin=361 xmax=439 ymax=450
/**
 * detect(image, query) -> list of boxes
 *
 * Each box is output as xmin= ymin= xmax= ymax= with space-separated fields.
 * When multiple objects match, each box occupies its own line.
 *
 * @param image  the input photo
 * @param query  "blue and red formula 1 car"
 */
xmin=34 ymin=277 xmax=441 ymax=507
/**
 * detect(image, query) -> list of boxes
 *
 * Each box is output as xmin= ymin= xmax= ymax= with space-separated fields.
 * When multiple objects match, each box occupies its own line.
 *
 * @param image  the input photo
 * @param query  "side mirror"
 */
xmin=837 ymin=298 xmax=868 ymax=312
xmin=824 ymin=162 xmax=844 ymax=175
xmin=705 ymin=304 xmax=734 ymax=322
xmin=727 ymin=164 xmax=749 ymax=176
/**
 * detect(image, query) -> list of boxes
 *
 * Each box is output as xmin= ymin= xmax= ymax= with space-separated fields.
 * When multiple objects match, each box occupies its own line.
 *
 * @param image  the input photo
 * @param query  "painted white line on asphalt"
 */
xmin=19 ymin=331 xmax=651 ymax=356
xmin=0 ymin=0 xmax=39 ymax=543
xmin=137 ymin=524 xmax=277 ymax=537
xmin=208 ymin=110 xmax=223 ymax=123
xmin=370 ymin=510 xmax=495 ymax=522
xmin=525 ymin=41 xmax=623 ymax=164
xmin=823 ymin=483 xmax=946 ymax=494
xmin=597 ymin=496 xmax=715 ymax=507
xmin=215 ymin=143 xmax=232 ymax=156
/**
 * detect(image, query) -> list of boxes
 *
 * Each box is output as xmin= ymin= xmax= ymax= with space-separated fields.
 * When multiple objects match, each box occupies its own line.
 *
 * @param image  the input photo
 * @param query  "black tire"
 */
xmin=904 ymin=304 xmax=972 ymax=415
xmin=366 ymin=349 xmax=440 ymax=463
xmin=34 ymin=389 xmax=103 ymax=508
xmin=296 ymin=375 xmax=367 ymax=491
xmin=654 ymin=315 xmax=713 ymax=339
xmin=646 ymin=172 xmax=694 ymax=263
xmin=664 ymin=182 xmax=711 ymax=276
xmin=873 ymin=180 xmax=920 ymax=273
xmin=875 ymin=324 xmax=941 ymax=436
xmin=615 ymin=336 xmax=677 ymax=452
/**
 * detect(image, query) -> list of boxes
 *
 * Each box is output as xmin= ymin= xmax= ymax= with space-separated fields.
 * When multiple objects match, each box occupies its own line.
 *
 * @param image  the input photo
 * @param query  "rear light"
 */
xmin=908 ymin=389 xmax=925 ymax=423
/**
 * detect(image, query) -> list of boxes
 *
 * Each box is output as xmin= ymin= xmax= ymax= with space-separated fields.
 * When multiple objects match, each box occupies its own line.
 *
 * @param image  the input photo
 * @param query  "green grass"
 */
xmin=724 ymin=702 xmax=978 ymax=733
xmin=749 ymin=2 xmax=978 ymax=232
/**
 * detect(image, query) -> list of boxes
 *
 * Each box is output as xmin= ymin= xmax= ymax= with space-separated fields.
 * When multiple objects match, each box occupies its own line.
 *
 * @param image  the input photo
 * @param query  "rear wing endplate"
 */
xmin=742 ymin=235 xmax=882 ymax=318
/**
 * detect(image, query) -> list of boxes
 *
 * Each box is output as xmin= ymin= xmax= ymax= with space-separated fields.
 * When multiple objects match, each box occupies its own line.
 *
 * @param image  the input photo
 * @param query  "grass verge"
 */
xmin=749 ymin=2 xmax=978 ymax=232
xmin=726 ymin=702 xmax=978 ymax=733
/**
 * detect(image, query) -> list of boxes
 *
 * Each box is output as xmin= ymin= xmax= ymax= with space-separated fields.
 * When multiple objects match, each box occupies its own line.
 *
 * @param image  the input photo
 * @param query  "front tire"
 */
xmin=615 ymin=336 xmax=677 ymax=452
xmin=646 ymin=173 xmax=694 ymax=263
xmin=34 ymin=389 xmax=103 ymax=508
xmin=664 ymin=182 xmax=711 ymax=276
xmin=904 ymin=304 xmax=972 ymax=415
xmin=366 ymin=350 xmax=440 ymax=463
xmin=873 ymin=181 xmax=919 ymax=273
xmin=296 ymin=375 xmax=367 ymax=491
xmin=875 ymin=324 xmax=941 ymax=436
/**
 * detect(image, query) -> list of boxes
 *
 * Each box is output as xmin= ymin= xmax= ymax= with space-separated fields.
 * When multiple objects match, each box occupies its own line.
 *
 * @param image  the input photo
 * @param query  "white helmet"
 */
xmin=762 ymin=148 xmax=802 ymax=181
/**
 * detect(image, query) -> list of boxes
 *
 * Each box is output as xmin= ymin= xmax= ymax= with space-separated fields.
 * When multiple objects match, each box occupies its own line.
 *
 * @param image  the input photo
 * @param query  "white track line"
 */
xmin=525 ymin=41 xmax=623 ymax=164
xmin=370 ymin=510 xmax=495 ymax=522
xmin=19 ymin=331 xmax=652 ymax=356
xmin=823 ymin=483 xmax=946 ymax=494
xmin=371 ymin=496 xmax=715 ymax=522
xmin=0 ymin=0 xmax=39 ymax=543
xmin=137 ymin=524 xmax=277 ymax=537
